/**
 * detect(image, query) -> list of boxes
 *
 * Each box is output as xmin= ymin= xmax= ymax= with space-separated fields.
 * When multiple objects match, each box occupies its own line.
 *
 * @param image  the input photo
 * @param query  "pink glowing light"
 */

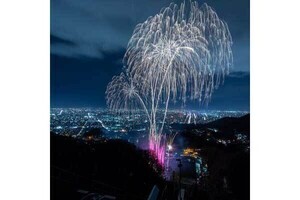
xmin=149 ymin=134 xmax=166 ymax=165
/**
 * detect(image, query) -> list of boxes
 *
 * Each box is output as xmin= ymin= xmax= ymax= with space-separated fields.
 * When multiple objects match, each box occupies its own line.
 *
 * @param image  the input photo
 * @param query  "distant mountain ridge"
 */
xmin=171 ymin=114 xmax=250 ymax=135
xmin=204 ymin=114 xmax=250 ymax=133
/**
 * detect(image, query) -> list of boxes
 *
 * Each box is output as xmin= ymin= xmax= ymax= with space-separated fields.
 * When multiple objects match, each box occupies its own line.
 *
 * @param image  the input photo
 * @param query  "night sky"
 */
xmin=51 ymin=0 xmax=250 ymax=111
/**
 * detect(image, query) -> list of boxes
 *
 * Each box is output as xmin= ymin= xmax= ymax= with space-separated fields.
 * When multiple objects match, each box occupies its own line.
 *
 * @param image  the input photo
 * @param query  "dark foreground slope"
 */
xmin=51 ymin=114 xmax=250 ymax=200
xmin=51 ymin=132 xmax=164 ymax=200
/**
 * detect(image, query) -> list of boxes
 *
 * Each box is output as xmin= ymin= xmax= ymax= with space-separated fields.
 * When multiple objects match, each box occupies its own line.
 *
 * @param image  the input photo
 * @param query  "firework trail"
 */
xmin=106 ymin=1 xmax=233 ymax=165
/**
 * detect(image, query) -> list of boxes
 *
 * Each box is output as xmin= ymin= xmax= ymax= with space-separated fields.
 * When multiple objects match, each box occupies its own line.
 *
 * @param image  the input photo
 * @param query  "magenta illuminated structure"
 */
xmin=149 ymin=134 xmax=165 ymax=165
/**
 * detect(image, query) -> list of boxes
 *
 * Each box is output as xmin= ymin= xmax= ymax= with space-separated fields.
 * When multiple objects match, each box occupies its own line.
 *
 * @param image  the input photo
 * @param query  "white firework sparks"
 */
xmin=106 ymin=1 xmax=233 ymax=165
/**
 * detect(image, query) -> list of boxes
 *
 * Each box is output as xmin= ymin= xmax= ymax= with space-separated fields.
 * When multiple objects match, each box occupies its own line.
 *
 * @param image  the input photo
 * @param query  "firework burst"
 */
xmin=106 ymin=1 xmax=233 ymax=165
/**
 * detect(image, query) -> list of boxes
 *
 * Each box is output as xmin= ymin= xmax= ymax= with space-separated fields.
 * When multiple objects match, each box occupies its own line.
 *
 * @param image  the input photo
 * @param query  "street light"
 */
xmin=166 ymin=144 xmax=173 ymax=173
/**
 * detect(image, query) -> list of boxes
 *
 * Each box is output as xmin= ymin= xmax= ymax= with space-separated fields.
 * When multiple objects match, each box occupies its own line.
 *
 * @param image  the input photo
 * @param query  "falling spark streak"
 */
xmin=106 ymin=1 xmax=233 ymax=165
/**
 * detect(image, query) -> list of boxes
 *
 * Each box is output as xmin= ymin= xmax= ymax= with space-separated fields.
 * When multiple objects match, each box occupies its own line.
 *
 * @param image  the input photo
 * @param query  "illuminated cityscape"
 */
xmin=50 ymin=108 xmax=248 ymax=141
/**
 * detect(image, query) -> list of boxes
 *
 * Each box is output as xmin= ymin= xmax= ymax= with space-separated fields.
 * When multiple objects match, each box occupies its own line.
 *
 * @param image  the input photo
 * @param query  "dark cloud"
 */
xmin=51 ymin=0 xmax=249 ymax=71
xmin=51 ymin=35 xmax=76 ymax=46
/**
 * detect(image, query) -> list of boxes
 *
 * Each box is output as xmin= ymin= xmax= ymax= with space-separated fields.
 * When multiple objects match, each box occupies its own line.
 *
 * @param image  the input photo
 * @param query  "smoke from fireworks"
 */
xmin=106 ymin=1 xmax=233 ymax=165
